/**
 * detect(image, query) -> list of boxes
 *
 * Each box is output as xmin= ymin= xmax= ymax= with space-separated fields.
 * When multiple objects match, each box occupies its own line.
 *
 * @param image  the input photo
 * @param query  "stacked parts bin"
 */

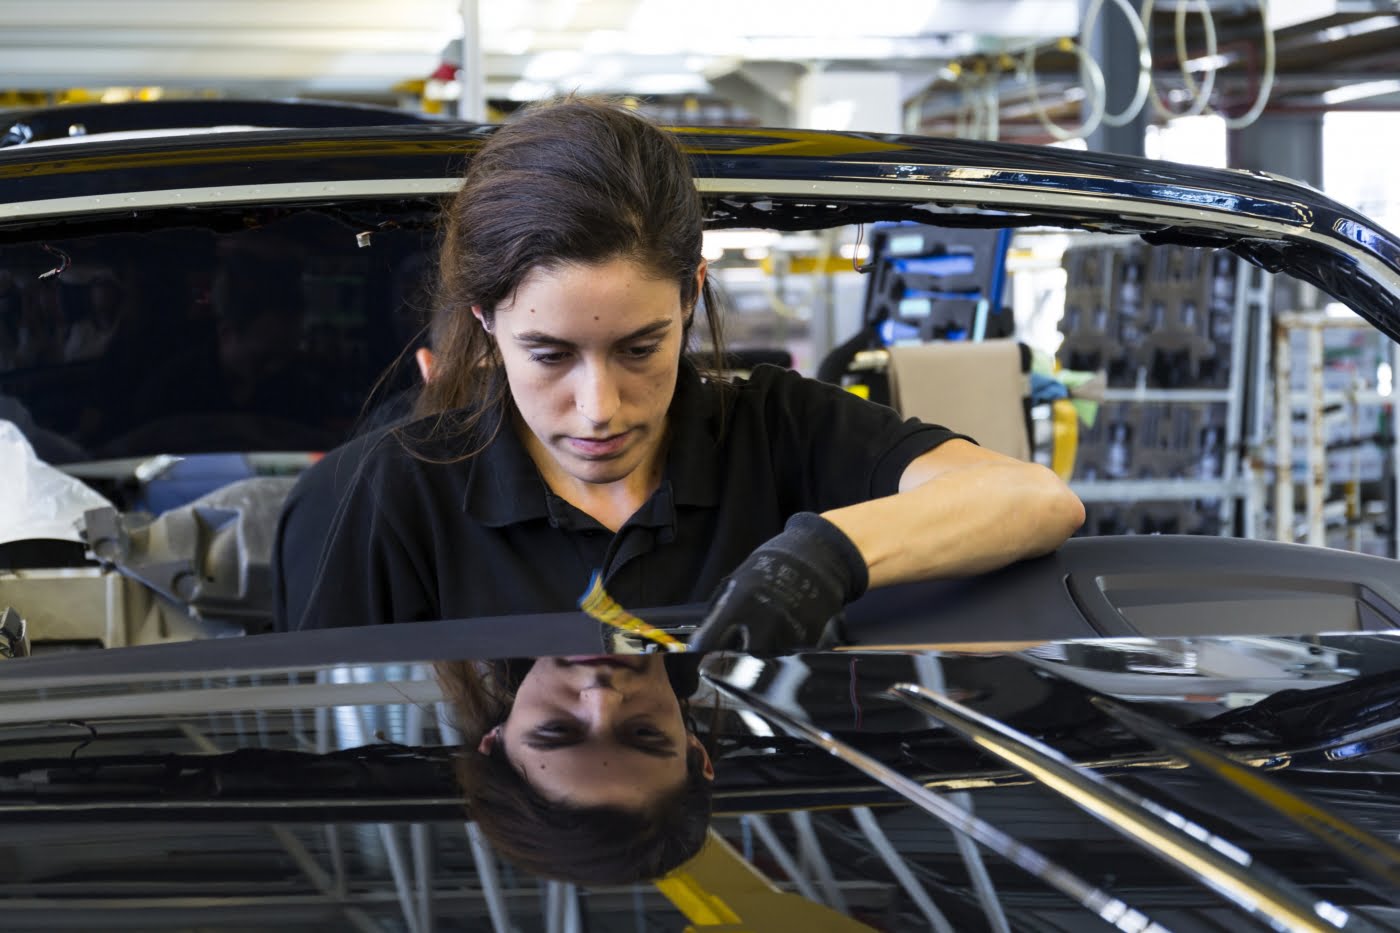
xmin=1059 ymin=239 xmax=1249 ymax=537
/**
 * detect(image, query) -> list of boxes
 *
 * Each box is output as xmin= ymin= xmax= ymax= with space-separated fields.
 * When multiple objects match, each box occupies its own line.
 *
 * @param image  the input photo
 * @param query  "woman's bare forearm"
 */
xmin=822 ymin=446 xmax=1085 ymax=589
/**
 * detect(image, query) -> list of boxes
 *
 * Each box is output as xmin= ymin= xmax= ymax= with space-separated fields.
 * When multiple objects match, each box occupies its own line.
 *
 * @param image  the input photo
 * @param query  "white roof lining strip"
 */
xmin=0 ymin=175 xmax=1291 ymax=228
xmin=700 ymin=178 xmax=1297 ymax=236
xmin=703 ymin=178 xmax=1400 ymax=294
xmin=0 ymin=177 xmax=462 ymax=219
xmin=1 ymin=176 xmax=1395 ymax=294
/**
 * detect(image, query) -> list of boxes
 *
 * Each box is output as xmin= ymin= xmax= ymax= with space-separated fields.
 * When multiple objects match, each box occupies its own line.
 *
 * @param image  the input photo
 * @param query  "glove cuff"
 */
xmin=783 ymin=511 xmax=870 ymax=602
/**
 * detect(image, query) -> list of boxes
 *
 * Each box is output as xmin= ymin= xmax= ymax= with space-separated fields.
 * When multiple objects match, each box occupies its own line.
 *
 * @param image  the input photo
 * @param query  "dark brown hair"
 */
xmin=435 ymin=657 xmax=714 ymax=885
xmin=412 ymin=96 xmax=725 ymax=449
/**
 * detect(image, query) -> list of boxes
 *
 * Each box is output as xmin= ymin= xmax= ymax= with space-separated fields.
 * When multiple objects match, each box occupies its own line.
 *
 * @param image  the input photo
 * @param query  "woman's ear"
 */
xmin=687 ymin=260 xmax=708 ymax=327
xmin=687 ymin=733 xmax=715 ymax=781
xmin=470 ymin=305 xmax=492 ymax=334
xmin=414 ymin=347 xmax=435 ymax=383
xmin=477 ymin=725 xmax=501 ymax=756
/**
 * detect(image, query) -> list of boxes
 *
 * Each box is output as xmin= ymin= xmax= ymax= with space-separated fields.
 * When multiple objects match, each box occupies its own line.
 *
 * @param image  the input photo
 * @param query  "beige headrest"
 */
xmin=885 ymin=339 xmax=1030 ymax=461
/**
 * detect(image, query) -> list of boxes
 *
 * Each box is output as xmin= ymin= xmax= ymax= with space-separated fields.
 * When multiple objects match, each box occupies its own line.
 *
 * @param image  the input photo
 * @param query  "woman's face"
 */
xmin=480 ymin=655 xmax=713 ymax=808
xmin=476 ymin=257 xmax=703 ymax=495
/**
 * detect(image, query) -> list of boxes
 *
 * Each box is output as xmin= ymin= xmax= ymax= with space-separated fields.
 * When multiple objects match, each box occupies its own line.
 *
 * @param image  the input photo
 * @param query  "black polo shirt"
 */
xmin=292 ymin=364 xmax=966 ymax=630
xmin=270 ymin=386 xmax=421 ymax=631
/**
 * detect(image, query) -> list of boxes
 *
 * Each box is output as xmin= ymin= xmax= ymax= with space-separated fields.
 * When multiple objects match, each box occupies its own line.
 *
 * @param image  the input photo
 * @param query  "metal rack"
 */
xmin=1267 ymin=311 xmax=1400 ymax=556
xmin=1065 ymin=244 xmax=1274 ymax=536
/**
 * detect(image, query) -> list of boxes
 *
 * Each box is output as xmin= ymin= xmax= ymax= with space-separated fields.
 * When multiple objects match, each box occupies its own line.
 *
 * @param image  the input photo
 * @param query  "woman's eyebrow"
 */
xmin=512 ymin=318 xmax=673 ymax=347
xmin=523 ymin=733 xmax=680 ymax=759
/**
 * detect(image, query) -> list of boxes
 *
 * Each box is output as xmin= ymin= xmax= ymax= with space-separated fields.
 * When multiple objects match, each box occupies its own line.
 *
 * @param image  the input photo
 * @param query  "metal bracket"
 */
xmin=0 ymin=607 xmax=30 ymax=658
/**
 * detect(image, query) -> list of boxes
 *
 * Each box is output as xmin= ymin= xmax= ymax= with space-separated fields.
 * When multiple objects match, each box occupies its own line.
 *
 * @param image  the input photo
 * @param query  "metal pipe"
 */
xmin=912 ymin=654 xmax=1012 ymax=933
xmin=788 ymin=811 xmax=848 ymax=913
xmin=466 ymin=823 xmax=512 ymax=933
xmin=0 ymin=883 xmax=690 ymax=924
xmin=272 ymin=826 xmax=382 ymax=933
xmin=406 ymin=689 xmax=434 ymax=933
xmin=887 ymin=682 xmax=1364 ymax=933
xmin=437 ymin=701 xmax=512 ymax=933
xmin=177 ymin=722 xmax=219 ymax=754
xmin=0 ymin=678 xmax=442 ymax=726
xmin=1222 ymin=252 xmax=1253 ymax=536
xmin=1390 ymin=339 xmax=1400 ymax=559
xmin=702 ymin=674 xmax=1167 ymax=933
xmin=174 ymin=713 xmax=374 ymax=933
xmin=380 ymin=824 xmax=425 ymax=933
xmin=1307 ymin=322 xmax=1327 ymax=546
xmin=1275 ymin=318 xmax=1294 ymax=541
xmin=1350 ymin=385 xmax=1363 ymax=552
xmin=412 ymin=824 xmax=435 ymax=933
xmin=545 ymin=881 xmax=564 ymax=933
xmin=1092 ymin=696 xmax=1400 ymax=893
xmin=743 ymin=814 xmax=821 ymax=902
xmin=324 ymin=826 xmax=348 ymax=900
xmin=250 ymin=673 xmax=271 ymax=748
xmin=564 ymin=883 xmax=582 ymax=933
xmin=850 ymin=807 xmax=955 ymax=933
xmin=290 ymin=672 xmax=306 ymax=740
xmin=458 ymin=0 xmax=485 ymax=122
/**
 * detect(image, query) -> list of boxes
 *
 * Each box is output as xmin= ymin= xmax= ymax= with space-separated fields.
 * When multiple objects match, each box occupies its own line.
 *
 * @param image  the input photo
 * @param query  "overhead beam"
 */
xmin=0 ymin=0 xmax=462 ymax=30
xmin=0 ymin=48 xmax=442 ymax=91
xmin=703 ymin=60 xmax=803 ymax=127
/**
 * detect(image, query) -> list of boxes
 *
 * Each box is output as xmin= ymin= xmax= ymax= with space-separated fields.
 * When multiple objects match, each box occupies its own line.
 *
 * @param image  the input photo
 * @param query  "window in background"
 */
xmin=1144 ymin=114 xmax=1228 ymax=168
xmin=1324 ymin=111 xmax=1400 ymax=235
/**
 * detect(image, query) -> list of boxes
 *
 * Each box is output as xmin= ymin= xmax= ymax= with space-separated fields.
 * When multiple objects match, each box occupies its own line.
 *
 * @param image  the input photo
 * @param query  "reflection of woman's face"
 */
xmin=479 ymin=656 xmax=713 ymax=808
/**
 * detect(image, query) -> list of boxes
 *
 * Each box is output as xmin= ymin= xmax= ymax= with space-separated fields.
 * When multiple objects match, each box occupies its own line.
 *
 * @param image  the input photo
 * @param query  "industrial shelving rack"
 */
xmin=1058 ymin=236 xmax=1274 ymax=537
xmin=1264 ymin=311 xmax=1400 ymax=557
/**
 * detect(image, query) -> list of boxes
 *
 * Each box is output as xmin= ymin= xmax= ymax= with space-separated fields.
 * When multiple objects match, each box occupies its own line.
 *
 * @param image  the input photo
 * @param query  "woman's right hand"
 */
xmin=688 ymin=512 xmax=866 ymax=655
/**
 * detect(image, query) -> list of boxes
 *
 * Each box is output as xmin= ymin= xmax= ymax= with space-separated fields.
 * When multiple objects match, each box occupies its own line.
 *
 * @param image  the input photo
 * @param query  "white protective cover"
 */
xmin=0 ymin=420 xmax=113 ymax=545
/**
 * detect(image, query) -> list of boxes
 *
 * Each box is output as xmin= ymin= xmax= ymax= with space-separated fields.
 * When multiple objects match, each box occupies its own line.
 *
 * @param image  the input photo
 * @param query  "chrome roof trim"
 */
xmin=0 ymin=177 xmax=462 ymax=220
xmin=699 ymin=178 xmax=1400 ymax=296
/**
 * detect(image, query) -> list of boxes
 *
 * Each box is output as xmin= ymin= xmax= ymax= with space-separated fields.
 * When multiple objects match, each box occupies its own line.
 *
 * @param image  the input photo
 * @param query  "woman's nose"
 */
xmin=579 ymin=684 xmax=625 ymax=719
xmin=575 ymin=361 xmax=621 ymax=426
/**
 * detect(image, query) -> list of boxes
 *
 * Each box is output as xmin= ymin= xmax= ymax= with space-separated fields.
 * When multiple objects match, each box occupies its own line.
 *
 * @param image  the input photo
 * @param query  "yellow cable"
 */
xmin=578 ymin=573 xmax=689 ymax=652
xmin=1051 ymin=398 xmax=1080 ymax=481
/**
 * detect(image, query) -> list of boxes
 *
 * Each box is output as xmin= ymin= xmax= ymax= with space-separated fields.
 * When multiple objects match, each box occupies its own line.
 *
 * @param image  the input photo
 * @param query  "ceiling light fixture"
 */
xmin=1321 ymin=79 xmax=1400 ymax=106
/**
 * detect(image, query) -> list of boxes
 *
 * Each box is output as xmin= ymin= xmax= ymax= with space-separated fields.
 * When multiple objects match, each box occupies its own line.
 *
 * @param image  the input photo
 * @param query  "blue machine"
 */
xmin=861 ymin=224 xmax=1012 ymax=345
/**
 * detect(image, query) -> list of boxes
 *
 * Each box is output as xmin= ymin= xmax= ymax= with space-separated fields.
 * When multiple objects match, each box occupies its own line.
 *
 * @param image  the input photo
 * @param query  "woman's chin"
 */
xmin=557 ymin=446 xmax=646 ymax=487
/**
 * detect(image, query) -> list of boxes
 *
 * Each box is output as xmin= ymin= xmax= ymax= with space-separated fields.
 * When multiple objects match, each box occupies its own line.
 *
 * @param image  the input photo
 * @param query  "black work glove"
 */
xmin=689 ymin=512 xmax=869 ymax=655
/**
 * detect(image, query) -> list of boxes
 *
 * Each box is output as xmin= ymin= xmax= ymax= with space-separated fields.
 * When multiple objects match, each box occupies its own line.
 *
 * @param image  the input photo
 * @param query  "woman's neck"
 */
xmin=521 ymin=421 xmax=670 ymax=533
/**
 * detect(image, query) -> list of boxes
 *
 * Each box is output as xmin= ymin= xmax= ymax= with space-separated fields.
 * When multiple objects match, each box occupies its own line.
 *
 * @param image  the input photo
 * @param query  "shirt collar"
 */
xmin=665 ymin=358 xmax=722 ymax=508
xmin=463 ymin=411 xmax=553 ymax=527
xmin=462 ymin=358 xmax=722 ymax=527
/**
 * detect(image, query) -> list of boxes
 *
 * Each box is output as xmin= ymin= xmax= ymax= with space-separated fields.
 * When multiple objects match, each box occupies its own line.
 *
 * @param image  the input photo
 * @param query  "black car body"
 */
xmin=0 ymin=110 xmax=1397 ymax=931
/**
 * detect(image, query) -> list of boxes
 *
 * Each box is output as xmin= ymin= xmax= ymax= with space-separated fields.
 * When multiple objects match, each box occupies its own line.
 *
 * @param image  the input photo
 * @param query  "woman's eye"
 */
xmin=632 ymin=725 xmax=665 ymax=739
xmin=536 ymin=721 xmax=577 ymax=737
xmin=622 ymin=343 xmax=662 ymax=361
xmin=528 ymin=351 xmax=570 ymax=365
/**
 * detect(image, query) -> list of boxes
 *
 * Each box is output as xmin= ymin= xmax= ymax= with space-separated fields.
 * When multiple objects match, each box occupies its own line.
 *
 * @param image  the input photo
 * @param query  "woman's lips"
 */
xmin=567 ymin=431 xmax=631 ymax=457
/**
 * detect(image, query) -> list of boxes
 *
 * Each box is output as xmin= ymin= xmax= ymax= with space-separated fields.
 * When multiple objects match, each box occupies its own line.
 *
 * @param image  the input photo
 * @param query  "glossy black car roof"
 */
xmin=0 ymin=98 xmax=445 ymax=147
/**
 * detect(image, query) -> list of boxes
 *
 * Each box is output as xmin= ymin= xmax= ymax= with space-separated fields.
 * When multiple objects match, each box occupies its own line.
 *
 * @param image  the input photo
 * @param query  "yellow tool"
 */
xmin=655 ymin=830 xmax=876 ymax=932
xmin=578 ymin=572 xmax=689 ymax=652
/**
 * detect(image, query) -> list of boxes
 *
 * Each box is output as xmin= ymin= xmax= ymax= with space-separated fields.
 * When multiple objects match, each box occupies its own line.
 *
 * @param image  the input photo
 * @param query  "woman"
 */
xmin=294 ymin=96 xmax=1082 ymax=883
xmin=296 ymin=97 xmax=1084 ymax=648
xmin=435 ymin=653 xmax=713 ymax=885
